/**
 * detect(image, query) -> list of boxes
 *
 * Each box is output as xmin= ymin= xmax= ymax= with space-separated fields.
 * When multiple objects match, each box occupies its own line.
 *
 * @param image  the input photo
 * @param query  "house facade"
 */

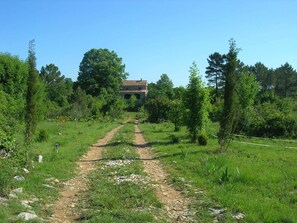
xmin=120 ymin=80 xmax=148 ymax=105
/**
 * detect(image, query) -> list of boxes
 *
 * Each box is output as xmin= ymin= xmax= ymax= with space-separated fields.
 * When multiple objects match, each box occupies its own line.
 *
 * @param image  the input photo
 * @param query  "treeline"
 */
xmin=0 ymin=47 xmax=128 ymax=156
xmin=143 ymin=39 xmax=297 ymax=146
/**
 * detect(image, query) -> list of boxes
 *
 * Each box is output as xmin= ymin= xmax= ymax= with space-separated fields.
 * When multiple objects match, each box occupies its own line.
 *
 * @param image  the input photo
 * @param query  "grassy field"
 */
xmin=139 ymin=121 xmax=297 ymax=223
xmin=78 ymin=121 xmax=168 ymax=223
xmin=0 ymin=117 xmax=124 ymax=223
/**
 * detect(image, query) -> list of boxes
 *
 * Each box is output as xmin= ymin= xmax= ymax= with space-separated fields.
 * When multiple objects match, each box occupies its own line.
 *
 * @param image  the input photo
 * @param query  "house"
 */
xmin=120 ymin=80 xmax=148 ymax=105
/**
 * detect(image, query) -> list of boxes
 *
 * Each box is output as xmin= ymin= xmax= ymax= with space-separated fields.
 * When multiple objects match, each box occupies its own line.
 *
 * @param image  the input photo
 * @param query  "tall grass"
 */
xmin=0 ymin=118 xmax=123 ymax=222
xmin=139 ymin=121 xmax=297 ymax=223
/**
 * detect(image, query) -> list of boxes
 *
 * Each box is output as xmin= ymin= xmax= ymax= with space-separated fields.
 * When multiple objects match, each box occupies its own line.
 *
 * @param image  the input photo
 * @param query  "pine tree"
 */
xmin=184 ymin=62 xmax=209 ymax=142
xmin=218 ymin=39 xmax=241 ymax=150
xmin=205 ymin=52 xmax=224 ymax=102
xmin=25 ymin=40 xmax=39 ymax=161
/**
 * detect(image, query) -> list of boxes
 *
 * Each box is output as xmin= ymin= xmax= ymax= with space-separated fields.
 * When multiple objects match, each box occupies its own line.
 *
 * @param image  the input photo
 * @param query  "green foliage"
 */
xmin=205 ymin=52 xmax=224 ymax=102
xmin=140 ymin=121 xmax=297 ymax=222
xmin=0 ymin=53 xmax=28 ymax=98
xmin=127 ymin=94 xmax=138 ymax=111
xmin=145 ymin=97 xmax=171 ymax=123
xmin=146 ymin=74 xmax=174 ymax=101
xmin=36 ymin=129 xmax=48 ymax=142
xmin=184 ymin=62 xmax=209 ymax=142
xmin=77 ymin=48 xmax=127 ymax=97
xmin=40 ymin=63 xmax=73 ymax=107
xmin=218 ymin=39 xmax=241 ymax=150
xmin=25 ymin=40 xmax=40 ymax=147
xmin=169 ymin=134 xmax=180 ymax=144
xmin=0 ymin=159 xmax=14 ymax=196
xmin=219 ymin=167 xmax=231 ymax=184
xmin=198 ymin=132 xmax=208 ymax=146
xmin=168 ymin=99 xmax=184 ymax=131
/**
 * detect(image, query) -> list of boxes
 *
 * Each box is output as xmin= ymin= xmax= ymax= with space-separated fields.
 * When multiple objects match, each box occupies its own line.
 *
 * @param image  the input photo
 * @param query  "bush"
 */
xmin=198 ymin=133 xmax=208 ymax=146
xmin=169 ymin=134 xmax=180 ymax=144
xmin=36 ymin=129 xmax=49 ymax=142
xmin=0 ymin=160 xmax=14 ymax=196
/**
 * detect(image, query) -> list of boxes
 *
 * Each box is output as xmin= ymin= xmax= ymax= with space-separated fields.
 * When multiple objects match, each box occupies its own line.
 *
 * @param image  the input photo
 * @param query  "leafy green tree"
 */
xmin=68 ymin=87 xmax=93 ymax=119
xmin=77 ymin=48 xmax=127 ymax=97
xmin=145 ymin=97 xmax=171 ymax=123
xmin=218 ymin=39 xmax=241 ymax=150
xmin=0 ymin=53 xmax=28 ymax=98
xmin=147 ymin=74 xmax=174 ymax=100
xmin=40 ymin=64 xmax=73 ymax=107
xmin=173 ymin=86 xmax=186 ymax=100
xmin=205 ymin=52 xmax=224 ymax=102
xmin=168 ymin=100 xmax=184 ymax=131
xmin=184 ymin=62 xmax=209 ymax=142
xmin=156 ymin=74 xmax=174 ymax=99
xmin=236 ymin=72 xmax=260 ymax=135
xmin=127 ymin=95 xmax=138 ymax=111
xmin=25 ymin=40 xmax=40 ymax=161
xmin=0 ymin=54 xmax=28 ymax=150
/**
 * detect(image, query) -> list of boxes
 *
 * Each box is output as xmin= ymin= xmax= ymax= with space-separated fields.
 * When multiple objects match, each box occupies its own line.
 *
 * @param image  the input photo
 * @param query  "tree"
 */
xmin=236 ymin=72 xmax=260 ymax=135
xmin=40 ymin=64 xmax=73 ymax=107
xmin=25 ymin=40 xmax=40 ymax=161
xmin=77 ymin=48 xmax=127 ymax=97
xmin=168 ymin=99 xmax=184 ymax=131
xmin=156 ymin=74 xmax=174 ymax=99
xmin=274 ymin=63 xmax=297 ymax=98
xmin=146 ymin=74 xmax=174 ymax=100
xmin=0 ymin=53 xmax=28 ymax=98
xmin=127 ymin=94 xmax=138 ymax=111
xmin=249 ymin=62 xmax=274 ymax=93
xmin=218 ymin=39 xmax=241 ymax=150
xmin=205 ymin=52 xmax=224 ymax=102
xmin=184 ymin=62 xmax=209 ymax=142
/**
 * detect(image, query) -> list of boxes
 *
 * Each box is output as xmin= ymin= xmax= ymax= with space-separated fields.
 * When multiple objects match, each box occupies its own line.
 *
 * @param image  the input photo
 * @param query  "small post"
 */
xmin=54 ymin=143 xmax=60 ymax=153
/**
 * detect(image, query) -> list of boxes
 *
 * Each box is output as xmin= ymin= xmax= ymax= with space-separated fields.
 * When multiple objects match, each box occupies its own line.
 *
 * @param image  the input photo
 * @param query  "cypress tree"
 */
xmin=25 ymin=40 xmax=39 ymax=161
xmin=184 ymin=62 xmax=209 ymax=142
xmin=218 ymin=39 xmax=240 ymax=150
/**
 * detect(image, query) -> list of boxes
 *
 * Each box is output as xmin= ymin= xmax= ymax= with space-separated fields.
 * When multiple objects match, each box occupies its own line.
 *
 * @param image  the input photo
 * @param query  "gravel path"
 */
xmin=134 ymin=123 xmax=193 ymax=222
xmin=49 ymin=124 xmax=124 ymax=223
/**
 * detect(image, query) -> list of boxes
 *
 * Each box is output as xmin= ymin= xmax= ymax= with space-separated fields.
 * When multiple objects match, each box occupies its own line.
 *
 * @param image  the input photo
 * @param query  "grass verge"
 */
xmin=139 ymin=121 xmax=297 ymax=223
xmin=0 ymin=118 xmax=124 ymax=223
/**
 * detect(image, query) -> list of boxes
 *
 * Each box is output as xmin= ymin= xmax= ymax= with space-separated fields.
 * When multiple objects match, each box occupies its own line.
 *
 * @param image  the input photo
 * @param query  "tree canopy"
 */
xmin=77 ymin=48 xmax=127 ymax=97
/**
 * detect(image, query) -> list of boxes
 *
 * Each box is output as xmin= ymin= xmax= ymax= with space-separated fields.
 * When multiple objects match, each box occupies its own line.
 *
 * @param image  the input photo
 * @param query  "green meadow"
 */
xmin=139 ymin=121 xmax=297 ymax=223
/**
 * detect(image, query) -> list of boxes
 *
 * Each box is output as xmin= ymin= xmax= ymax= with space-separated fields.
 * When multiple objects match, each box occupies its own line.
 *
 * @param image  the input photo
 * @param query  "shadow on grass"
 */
xmin=79 ymin=150 xmax=205 ymax=163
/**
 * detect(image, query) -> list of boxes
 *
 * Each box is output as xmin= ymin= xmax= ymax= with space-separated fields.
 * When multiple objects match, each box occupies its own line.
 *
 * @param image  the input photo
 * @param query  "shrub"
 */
xmin=169 ymin=134 xmax=180 ymax=144
xmin=0 ymin=160 xmax=14 ymax=196
xmin=36 ymin=129 xmax=49 ymax=142
xmin=198 ymin=133 xmax=208 ymax=146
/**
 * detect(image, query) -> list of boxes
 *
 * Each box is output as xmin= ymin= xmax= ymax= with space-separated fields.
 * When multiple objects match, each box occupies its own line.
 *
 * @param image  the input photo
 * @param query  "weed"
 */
xmin=36 ymin=129 xmax=48 ymax=142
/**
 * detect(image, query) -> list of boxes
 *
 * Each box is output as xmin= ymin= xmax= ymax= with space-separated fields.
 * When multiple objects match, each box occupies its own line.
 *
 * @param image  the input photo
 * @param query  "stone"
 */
xmin=0 ymin=197 xmax=8 ymax=204
xmin=233 ymin=213 xmax=245 ymax=220
xmin=0 ymin=149 xmax=7 ymax=157
xmin=14 ymin=175 xmax=25 ymax=181
xmin=37 ymin=155 xmax=43 ymax=163
xmin=9 ymin=193 xmax=18 ymax=199
xmin=17 ymin=212 xmax=38 ymax=220
xmin=11 ymin=187 xmax=23 ymax=194
xmin=209 ymin=207 xmax=226 ymax=216
xmin=23 ymin=168 xmax=30 ymax=174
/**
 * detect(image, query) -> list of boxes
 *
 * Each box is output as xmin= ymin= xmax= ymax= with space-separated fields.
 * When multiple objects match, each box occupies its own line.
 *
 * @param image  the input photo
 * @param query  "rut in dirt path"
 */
xmin=49 ymin=123 xmax=125 ymax=223
xmin=134 ymin=123 xmax=193 ymax=223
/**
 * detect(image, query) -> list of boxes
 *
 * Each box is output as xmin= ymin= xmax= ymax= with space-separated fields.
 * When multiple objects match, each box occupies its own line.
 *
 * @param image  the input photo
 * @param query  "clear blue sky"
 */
xmin=1 ymin=0 xmax=296 ymax=87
